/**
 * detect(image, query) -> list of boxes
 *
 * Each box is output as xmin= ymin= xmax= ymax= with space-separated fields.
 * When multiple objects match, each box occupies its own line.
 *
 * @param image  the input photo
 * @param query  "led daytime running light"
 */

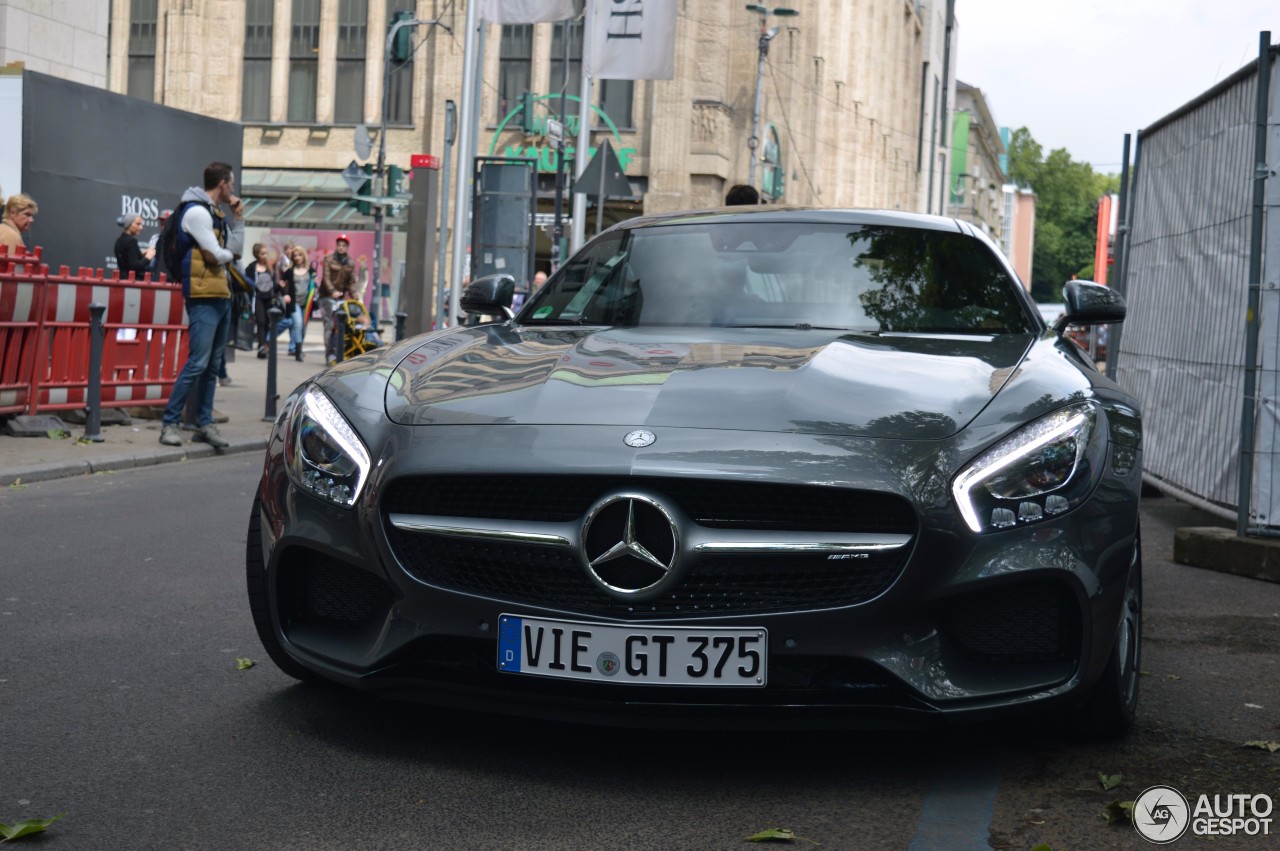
xmin=297 ymin=388 xmax=371 ymax=508
xmin=953 ymin=408 xmax=1089 ymax=533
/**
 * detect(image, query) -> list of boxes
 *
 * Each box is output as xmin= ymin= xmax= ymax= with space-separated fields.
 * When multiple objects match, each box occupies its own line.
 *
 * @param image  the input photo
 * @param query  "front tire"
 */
xmin=1072 ymin=531 xmax=1142 ymax=738
xmin=246 ymin=496 xmax=327 ymax=685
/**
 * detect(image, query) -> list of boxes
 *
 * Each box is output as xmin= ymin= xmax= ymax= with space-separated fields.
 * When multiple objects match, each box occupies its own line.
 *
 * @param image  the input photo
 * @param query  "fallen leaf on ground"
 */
xmin=1243 ymin=740 xmax=1280 ymax=752
xmin=747 ymin=828 xmax=797 ymax=843
xmin=1101 ymin=800 xmax=1134 ymax=826
xmin=0 ymin=812 xmax=66 ymax=840
xmin=1097 ymin=772 xmax=1123 ymax=791
xmin=235 ymin=658 xmax=255 ymax=670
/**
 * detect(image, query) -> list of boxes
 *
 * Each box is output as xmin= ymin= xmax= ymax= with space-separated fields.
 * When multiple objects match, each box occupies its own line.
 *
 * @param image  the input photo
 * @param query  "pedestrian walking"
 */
xmin=245 ymin=243 xmax=277 ymax=358
xmin=1 ymin=194 xmax=38 ymax=254
xmin=319 ymin=234 xmax=354 ymax=366
xmin=114 ymin=215 xmax=155 ymax=277
xmin=284 ymin=246 xmax=312 ymax=361
xmin=158 ymin=162 xmax=245 ymax=449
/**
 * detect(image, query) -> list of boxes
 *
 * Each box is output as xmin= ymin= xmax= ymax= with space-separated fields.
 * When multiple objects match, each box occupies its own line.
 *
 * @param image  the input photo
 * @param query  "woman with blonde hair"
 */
xmin=284 ymin=246 xmax=313 ymax=361
xmin=1 ymin=194 xmax=38 ymax=254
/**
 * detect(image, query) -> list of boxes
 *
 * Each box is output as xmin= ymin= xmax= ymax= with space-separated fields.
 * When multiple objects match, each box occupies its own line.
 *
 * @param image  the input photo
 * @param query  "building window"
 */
xmin=548 ymin=18 xmax=582 ymax=116
xmin=242 ymin=0 xmax=274 ymax=122
xmin=598 ymin=80 xmax=632 ymax=129
xmin=386 ymin=0 xmax=415 ymax=125
xmin=334 ymin=0 xmax=368 ymax=124
xmin=498 ymin=25 xmax=532 ymax=123
xmin=288 ymin=0 xmax=320 ymax=123
xmin=127 ymin=0 xmax=158 ymax=101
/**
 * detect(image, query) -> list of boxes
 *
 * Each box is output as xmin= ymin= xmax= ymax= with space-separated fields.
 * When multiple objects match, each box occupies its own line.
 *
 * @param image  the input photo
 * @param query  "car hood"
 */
xmin=384 ymin=326 xmax=1035 ymax=438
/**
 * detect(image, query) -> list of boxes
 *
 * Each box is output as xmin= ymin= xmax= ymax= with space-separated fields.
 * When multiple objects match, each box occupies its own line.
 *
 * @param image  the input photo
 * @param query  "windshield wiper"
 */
xmin=519 ymin=316 xmax=596 ymax=326
xmin=725 ymin=323 xmax=854 ymax=331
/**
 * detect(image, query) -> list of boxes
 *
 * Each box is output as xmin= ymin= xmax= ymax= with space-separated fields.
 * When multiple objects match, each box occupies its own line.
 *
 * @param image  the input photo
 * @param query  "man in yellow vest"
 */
xmin=159 ymin=162 xmax=245 ymax=449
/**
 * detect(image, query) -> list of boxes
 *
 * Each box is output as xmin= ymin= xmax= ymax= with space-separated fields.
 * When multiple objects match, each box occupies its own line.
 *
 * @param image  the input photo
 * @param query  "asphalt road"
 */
xmin=1 ymin=458 xmax=1278 ymax=850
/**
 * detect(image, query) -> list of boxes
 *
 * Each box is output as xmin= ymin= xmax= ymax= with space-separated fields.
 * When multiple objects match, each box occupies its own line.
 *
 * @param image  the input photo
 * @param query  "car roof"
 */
xmin=610 ymin=206 xmax=969 ymax=234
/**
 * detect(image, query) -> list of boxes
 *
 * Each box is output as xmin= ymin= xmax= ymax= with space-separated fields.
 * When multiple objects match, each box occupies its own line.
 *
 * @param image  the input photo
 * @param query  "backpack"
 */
xmin=157 ymin=200 xmax=197 ymax=283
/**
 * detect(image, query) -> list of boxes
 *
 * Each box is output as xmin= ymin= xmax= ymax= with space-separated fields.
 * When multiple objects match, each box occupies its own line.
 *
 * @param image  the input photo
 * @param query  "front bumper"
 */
xmin=252 ymin=406 xmax=1140 ymax=728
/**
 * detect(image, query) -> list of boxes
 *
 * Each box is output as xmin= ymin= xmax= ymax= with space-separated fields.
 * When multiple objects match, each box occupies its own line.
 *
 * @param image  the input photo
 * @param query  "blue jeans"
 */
xmin=163 ymin=297 xmax=231 ymax=427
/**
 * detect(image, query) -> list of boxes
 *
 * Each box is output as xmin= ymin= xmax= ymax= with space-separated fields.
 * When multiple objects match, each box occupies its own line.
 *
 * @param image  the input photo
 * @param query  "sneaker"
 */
xmin=257 ymin=346 xmax=268 ymax=360
xmin=193 ymin=423 xmax=230 ymax=450
xmin=159 ymin=423 xmax=183 ymax=446
xmin=219 ymin=376 xmax=233 ymax=387
xmin=294 ymin=349 xmax=303 ymax=362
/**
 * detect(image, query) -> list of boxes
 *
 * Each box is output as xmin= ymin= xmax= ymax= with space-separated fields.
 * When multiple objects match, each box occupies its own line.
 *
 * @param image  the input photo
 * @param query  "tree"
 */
xmin=1006 ymin=127 xmax=1119 ymax=301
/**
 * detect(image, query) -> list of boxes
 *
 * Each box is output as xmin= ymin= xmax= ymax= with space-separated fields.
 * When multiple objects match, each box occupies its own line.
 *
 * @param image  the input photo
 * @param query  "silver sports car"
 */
xmin=248 ymin=208 xmax=1142 ymax=736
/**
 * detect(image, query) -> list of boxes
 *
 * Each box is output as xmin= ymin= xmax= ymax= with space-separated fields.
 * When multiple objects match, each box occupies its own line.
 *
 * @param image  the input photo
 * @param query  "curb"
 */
xmin=0 ymin=437 xmax=269 ymax=488
xmin=1174 ymin=526 xmax=1280 ymax=584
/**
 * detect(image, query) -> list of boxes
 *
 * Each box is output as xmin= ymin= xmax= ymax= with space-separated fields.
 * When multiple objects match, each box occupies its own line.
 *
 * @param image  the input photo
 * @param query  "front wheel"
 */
xmin=245 ymin=496 xmax=328 ymax=685
xmin=1071 ymin=531 xmax=1142 ymax=739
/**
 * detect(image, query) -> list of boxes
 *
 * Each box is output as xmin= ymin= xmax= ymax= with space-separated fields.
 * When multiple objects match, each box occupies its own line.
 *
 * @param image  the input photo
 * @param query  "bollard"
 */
xmin=396 ymin=311 xmax=408 ymax=342
xmin=332 ymin=306 xmax=348 ymax=364
xmin=264 ymin=305 xmax=282 ymax=421
xmin=84 ymin=303 xmax=106 ymax=442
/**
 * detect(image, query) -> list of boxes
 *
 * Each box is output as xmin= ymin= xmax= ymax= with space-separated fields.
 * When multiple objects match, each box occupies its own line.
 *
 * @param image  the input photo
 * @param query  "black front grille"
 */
xmin=383 ymin=475 xmax=917 ymax=533
xmin=937 ymin=581 xmax=1080 ymax=664
xmin=279 ymin=551 xmax=395 ymax=630
xmin=387 ymin=530 xmax=905 ymax=618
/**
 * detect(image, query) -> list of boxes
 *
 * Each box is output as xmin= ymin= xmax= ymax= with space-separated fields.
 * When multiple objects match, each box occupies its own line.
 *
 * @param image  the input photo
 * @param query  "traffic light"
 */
xmin=351 ymin=162 xmax=374 ymax=215
xmin=390 ymin=10 xmax=414 ymax=63
xmin=387 ymin=164 xmax=405 ymax=197
xmin=518 ymin=91 xmax=535 ymax=133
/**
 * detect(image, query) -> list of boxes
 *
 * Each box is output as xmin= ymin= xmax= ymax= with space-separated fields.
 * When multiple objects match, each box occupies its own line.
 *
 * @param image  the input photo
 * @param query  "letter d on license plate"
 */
xmin=498 ymin=615 xmax=767 ymax=687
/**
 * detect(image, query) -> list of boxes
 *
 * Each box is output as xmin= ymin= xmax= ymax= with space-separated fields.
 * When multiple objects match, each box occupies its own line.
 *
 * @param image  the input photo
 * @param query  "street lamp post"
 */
xmin=374 ymin=17 xmax=450 ymax=325
xmin=745 ymin=5 xmax=798 ymax=191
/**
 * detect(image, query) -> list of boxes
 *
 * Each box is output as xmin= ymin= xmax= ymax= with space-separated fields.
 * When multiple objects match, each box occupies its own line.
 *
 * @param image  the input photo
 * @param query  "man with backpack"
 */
xmin=157 ymin=162 xmax=245 ymax=450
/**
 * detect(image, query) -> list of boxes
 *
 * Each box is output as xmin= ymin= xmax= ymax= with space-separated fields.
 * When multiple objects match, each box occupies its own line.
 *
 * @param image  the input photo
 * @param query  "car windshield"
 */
xmin=517 ymin=222 xmax=1034 ymax=334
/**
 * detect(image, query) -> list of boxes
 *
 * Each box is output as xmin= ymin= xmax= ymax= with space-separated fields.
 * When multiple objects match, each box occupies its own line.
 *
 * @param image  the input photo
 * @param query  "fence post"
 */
xmin=264 ymin=305 xmax=282 ymax=421
xmin=84 ymin=303 xmax=106 ymax=442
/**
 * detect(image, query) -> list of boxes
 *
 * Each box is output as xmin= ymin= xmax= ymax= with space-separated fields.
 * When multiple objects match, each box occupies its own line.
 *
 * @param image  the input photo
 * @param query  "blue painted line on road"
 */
xmin=907 ymin=745 xmax=1003 ymax=851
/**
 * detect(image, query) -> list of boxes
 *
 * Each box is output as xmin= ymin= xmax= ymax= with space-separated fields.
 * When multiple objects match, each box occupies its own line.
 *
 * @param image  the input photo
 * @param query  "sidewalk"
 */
xmin=0 ymin=341 xmax=330 ymax=487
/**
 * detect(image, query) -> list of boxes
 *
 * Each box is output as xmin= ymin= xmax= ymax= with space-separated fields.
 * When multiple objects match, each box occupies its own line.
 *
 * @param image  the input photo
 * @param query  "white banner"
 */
xmin=480 ymin=0 xmax=576 ymax=24
xmin=585 ymin=0 xmax=676 ymax=80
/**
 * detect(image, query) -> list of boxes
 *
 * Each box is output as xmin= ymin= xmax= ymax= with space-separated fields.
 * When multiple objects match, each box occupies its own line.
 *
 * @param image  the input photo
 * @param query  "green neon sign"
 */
xmin=489 ymin=94 xmax=636 ymax=174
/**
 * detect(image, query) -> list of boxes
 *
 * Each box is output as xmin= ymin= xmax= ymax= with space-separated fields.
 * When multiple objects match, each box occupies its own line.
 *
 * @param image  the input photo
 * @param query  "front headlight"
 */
xmin=285 ymin=387 xmax=371 ymax=508
xmin=952 ymin=402 xmax=1104 ymax=533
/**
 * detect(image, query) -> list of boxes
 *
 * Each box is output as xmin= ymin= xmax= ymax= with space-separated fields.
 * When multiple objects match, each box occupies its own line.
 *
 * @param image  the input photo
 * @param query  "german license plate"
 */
xmin=497 ymin=615 xmax=767 ymax=687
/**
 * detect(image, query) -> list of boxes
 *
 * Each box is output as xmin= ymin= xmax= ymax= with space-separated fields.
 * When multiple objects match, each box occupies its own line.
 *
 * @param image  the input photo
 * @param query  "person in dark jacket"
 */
xmin=114 ymin=215 xmax=155 ymax=277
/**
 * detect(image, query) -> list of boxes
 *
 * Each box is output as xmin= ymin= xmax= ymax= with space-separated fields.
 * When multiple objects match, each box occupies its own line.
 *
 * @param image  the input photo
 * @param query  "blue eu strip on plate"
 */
xmin=498 ymin=616 xmax=522 ymax=673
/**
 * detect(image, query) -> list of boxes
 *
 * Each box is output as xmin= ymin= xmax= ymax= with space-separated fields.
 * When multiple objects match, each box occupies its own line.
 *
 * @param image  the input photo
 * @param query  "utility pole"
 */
xmin=375 ymin=15 xmax=450 ymax=327
xmin=745 ymin=5 xmax=798 ymax=191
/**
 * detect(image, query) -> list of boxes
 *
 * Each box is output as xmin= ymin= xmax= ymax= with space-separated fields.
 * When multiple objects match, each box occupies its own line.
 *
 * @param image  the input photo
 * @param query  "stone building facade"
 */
xmin=0 ymin=0 xmax=108 ymax=88
xmin=947 ymin=80 xmax=1006 ymax=241
xmin=103 ymin=0 xmax=957 ymax=271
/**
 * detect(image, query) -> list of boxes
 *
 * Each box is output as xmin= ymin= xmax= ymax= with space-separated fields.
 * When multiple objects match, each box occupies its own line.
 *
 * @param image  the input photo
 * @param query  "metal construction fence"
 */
xmin=1114 ymin=39 xmax=1279 ymax=530
xmin=0 ymin=245 xmax=187 ymax=417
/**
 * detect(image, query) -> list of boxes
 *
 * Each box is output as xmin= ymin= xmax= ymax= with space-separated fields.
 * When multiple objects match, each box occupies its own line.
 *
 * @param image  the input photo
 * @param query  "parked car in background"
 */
xmin=248 ymin=208 xmax=1141 ymax=737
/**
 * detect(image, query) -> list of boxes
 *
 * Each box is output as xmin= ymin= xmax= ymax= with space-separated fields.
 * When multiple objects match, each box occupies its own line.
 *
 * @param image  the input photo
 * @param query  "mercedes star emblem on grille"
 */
xmin=581 ymin=494 xmax=680 ymax=597
xmin=624 ymin=429 xmax=656 ymax=448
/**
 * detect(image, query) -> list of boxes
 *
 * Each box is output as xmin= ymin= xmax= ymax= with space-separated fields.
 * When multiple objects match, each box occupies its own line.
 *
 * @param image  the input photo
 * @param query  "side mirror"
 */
xmin=1054 ymin=280 xmax=1125 ymax=333
xmin=460 ymin=273 xmax=517 ymax=320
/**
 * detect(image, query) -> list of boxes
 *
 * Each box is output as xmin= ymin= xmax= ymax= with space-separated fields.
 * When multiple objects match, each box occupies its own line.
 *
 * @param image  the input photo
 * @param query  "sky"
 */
xmin=954 ymin=0 xmax=1276 ymax=173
